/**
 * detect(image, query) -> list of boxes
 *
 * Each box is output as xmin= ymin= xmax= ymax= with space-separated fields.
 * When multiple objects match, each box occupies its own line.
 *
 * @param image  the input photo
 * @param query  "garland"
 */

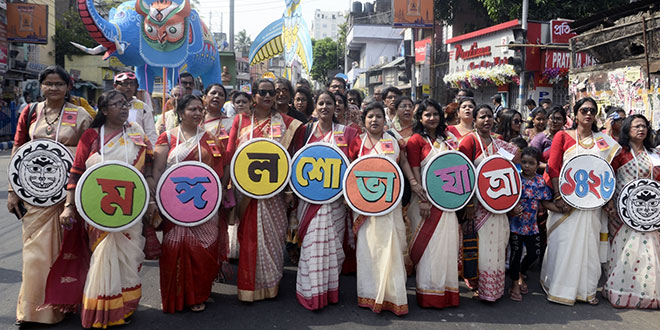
xmin=443 ymin=64 xmax=519 ymax=89
xmin=541 ymin=68 xmax=569 ymax=84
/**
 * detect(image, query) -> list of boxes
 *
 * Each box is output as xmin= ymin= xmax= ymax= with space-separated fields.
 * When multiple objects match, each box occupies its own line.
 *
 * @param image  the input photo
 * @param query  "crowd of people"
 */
xmin=7 ymin=65 xmax=660 ymax=329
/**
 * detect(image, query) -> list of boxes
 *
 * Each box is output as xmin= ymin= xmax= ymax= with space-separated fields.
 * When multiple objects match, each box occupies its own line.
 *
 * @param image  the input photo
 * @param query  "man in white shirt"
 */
xmin=114 ymin=71 xmax=158 ymax=144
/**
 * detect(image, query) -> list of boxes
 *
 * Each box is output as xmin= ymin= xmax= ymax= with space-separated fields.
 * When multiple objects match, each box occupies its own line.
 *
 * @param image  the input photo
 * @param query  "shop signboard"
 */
xmin=393 ymin=0 xmax=434 ymax=28
xmin=6 ymin=3 xmax=48 ymax=44
xmin=551 ymin=20 xmax=577 ymax=45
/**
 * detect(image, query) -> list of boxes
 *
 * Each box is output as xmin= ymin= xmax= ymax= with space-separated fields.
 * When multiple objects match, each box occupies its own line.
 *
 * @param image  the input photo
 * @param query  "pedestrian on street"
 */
xmin=62 ymin=90 xmax=153 ymax=327
xmin=9 ymin=65 xmax=93 ymax=327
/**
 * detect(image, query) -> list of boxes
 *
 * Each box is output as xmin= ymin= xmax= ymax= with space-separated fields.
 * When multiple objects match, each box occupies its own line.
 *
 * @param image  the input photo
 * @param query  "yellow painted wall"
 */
xmin=65 ymin=55 xmax=108 ymax=85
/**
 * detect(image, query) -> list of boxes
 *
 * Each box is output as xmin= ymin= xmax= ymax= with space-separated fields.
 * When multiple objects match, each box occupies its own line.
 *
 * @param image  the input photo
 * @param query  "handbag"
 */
xmin=462 ymin=219 xmax=479 ymax=280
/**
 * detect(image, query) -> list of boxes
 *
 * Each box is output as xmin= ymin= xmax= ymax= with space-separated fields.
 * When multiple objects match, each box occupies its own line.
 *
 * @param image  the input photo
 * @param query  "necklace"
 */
xmin=576 ymin=130 xmax=595 ymax=149
xmin=43 ymin=106 xmax=62 ymax=135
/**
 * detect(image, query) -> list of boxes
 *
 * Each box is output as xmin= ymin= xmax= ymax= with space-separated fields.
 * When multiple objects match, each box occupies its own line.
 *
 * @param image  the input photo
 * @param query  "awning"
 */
xmin=74 ymin=81 xmax=102 ymax=89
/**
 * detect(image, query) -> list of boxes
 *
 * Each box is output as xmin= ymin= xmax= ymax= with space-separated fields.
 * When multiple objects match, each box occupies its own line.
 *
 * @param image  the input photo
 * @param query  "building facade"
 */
xmin=311 ymin=9 xmax=345 ymax=40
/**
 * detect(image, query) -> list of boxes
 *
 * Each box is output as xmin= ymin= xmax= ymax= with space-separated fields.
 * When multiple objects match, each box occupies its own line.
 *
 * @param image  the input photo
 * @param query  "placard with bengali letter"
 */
xmin=475 ymin=155 xmax=522 ymax=214
xmin=230 ymin=138 xmax=291 ymax=199
xmin=422 ymin=150 xmax=476 ymax=212
xmin=289 ymin=143 xmax=349 ymax=204
xmin=75 ymin=161 xmax=149 ymax=232
xmin=343 ymin=155 xmax=404 ymax=217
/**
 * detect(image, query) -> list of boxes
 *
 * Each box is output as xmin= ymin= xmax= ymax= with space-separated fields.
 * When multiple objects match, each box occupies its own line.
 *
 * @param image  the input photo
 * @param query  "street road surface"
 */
xmin=1 ymin=150 xmax=659 ymax=329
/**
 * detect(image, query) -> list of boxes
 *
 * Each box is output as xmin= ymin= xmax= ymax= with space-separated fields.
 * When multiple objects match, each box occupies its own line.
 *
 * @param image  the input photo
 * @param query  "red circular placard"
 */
xmin=475 ymin=155 xmax=522 ymax=214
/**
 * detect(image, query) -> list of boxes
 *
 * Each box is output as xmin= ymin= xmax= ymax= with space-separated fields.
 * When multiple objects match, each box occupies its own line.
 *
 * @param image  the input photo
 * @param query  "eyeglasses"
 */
xmin=550 ymin=116 xmax=565 ymax=122
xmin=42 ymin=82 xmax=67 ymax=89
xmin=579 ymin=107 xmax=598 ymax=115
xmin=108 ymin=100 xmax=130 ymax=108
xmin=257 ymin=90 xmax=276 ymax=97
xmin=512 ymin=119 xmax=522 ymax=124
xmin=631 ymin=124 xmax=648 ymax=130
xmin=180 ymin=80 xmax=194 ymax=86
xmin=398 ymin=104 xmax=414 ymax=110
xmin=114 ymin=72 xmax=136 ymax=83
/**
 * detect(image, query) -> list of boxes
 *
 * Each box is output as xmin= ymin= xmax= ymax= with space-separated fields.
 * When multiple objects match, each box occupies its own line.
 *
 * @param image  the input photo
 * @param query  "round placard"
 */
xmin=422 ymin=151 xmax=477 ymax=212
xmin=289 ymin=142 xmax=349 ymax=204
xmin=343 ymin=155 xmax=404 ymax=216
xmin=9 ymin=139 xmax=73 ymax=206
xmin=559 ymin=154 xmax=615 ymax=210
xmin=617 ymin=178 xmax=660 ymax=232
xmin=475 ymin=155 xmax=522 ymax=214
xmin=156 ymin=161 xmax=222 ymax=227
xmin=75 ymin=161 xmax=149 ymax=232
xmin=230 ymin=138 xmax=291 ymax=199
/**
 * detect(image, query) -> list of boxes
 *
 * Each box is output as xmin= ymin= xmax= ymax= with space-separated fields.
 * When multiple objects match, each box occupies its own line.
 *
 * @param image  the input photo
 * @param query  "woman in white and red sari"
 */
xmin=153 ymin=95 xmax=228 ymax=313
xmin=62 ymin=90 xmax=153 ymax=327
xmin=541 ymin=97 xmax=620 ymax=305
xmin=406 ymin=98 xmax=461 ymax=308
xmin=605 ymin=114 xmax=660 ymax=308
xmin=201 ymin=83 xmax=233 ymax=279
xmin=226 ymin=79 xmax=303 ymax=302
xmin=458 ymin=104 xmax=519 ymax=302
xmin=347 ymin=102 xmax=421 ymax=315
xmin=293 ymin=91 xmax=358 ymax=310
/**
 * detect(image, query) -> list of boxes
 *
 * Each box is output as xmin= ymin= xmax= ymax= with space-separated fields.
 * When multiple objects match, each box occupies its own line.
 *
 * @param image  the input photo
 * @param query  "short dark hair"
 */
xmin=176 ymin=94 xmax=203 ymax=117
xmin=383 ymin=86 xmax=402 ymax=98
xmin=179 ymin=72 xmax=194 ymax=80
xmin=525 ymin=99 xmax=537 ymax=107
xmin=491 ymin=94 xmax=502 ymax=103
xmin=91 ymin=90 xmax=127 ymax=128
xmin=458 ymin=88 xmax=474 ymax=97
xmin=294 ymin=87 xmax=315 ymax=116
xmin=296 ymin=78 xmax=311 ymax=89
xmin=548 ymin=106 xmax=567 ymax=122
xmin=346 ymin=89 xmax=363 ymax=105
xmin=473 ymin=104 xmax=493 ymax=119
xmin=39 ymin=65 xmax=71 ymax=87
xmin=521 ymin=146 xmax=540 ymax=162
xmin=232 ymin=91 xmax=251 ymax=103
xmin=361 ymin=102 xmax=387 ymax=124
xmin=252 ymin=78 xmax=275 ymax=94
xmin=204 ymin=83 xmax=227 ymax=98
xmin=540 ymin=99 xmax=552 ymax=106
xmin=329 ymin=77 xmax=346 ymax=89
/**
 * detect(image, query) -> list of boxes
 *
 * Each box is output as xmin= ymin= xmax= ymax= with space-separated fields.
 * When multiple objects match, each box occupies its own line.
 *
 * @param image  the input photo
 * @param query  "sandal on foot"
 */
xmin=588 ymin=297 xmax=599 ymax=305
xmin=510 ymin=288 xmax=523 ymax=301
xmin=191 ymin=303 xmax=206 ymax=312
xmin=519 ymin=280 xmax=529 ymax=294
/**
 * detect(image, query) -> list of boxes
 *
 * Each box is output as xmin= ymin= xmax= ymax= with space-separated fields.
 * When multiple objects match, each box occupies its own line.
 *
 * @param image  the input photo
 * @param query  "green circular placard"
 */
xmin=75 ymin=161 xmax=149 ymax=232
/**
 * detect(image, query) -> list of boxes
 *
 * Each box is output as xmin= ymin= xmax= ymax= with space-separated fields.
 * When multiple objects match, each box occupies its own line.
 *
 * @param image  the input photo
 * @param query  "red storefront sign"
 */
xmin=415 ymin=38 xmax=432 ymax=63
xmin=551 ymin=20 xmax=577 ymax=44
xmin=544 ymin=50 xmax=596 ymax=69
xmin=454 ymin=42 xmax=491 ymax=60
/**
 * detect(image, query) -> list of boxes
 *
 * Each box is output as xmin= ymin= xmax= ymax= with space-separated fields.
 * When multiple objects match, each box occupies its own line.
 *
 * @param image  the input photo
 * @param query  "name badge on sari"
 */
xmin=334 ymin=131 xmax=347 ymax=147
xmin=127 ymin=132 xmax=146 ymax=146
xmin=596 ymin=136 xmax=610 ymax=151
xmin=62 ymin=108 xmax=78 ymax=127
xmin=423 ymin=151 xmax=476 ymax=211
xmin=133 ymin=102 xmax=144 ymax=110
xmin=381 ymin=139 xmax=395 ymax=154
xmin=290 ymin=143 xmax=349 ymax=204
xmin=559 ymin=154 xmax=615 ymax=210
xmin=230 ymin=138 xmax=291 ymax=199
xmin=475 ymin=155 xmax=522 ymax=214
xmin=271 ymin=123 xmax=282 ymax=138
xmin=497 ymin=147 xmax=515 ymax=161
xmin=156 ymin=161 xmax=222 ymax=227
xmin=343 ymin=155 xmax=404 ymax=216
xmin=217 ymin=125 xmax=229 ymax=139
xmin=206 ymin=140 xmax=222 ymax=157
xmin=75 ymin=161 xmax=149 ymax=232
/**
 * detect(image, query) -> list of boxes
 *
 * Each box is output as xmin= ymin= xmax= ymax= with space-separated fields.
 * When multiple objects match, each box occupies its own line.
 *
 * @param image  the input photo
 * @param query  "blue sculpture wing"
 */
xmin=187 ymin=10 xmax=204 ymax=54
xmin=249 ymin=18 xmax=284 ymax=65
xmin=295 ymin=19 xmax=314 ymax=72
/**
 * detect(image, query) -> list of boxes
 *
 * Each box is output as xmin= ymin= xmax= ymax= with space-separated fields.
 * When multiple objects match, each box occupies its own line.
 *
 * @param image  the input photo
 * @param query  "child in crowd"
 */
xmin=508 ymin=147 xmax=558 ymax=301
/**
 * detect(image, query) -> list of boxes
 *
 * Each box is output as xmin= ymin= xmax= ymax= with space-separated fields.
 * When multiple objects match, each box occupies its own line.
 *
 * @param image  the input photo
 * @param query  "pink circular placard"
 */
xmin=156 ymin=161 xmax=221 ymax=226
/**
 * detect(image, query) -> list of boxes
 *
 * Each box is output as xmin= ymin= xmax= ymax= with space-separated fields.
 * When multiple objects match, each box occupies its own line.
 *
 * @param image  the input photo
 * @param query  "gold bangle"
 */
xmin=409 ymin=179 xmax=418 ymax=186
xmin=554 ymin=195 xmax=562 ymax=201
xmin=466 ymin=204 xmax=474 ymax=208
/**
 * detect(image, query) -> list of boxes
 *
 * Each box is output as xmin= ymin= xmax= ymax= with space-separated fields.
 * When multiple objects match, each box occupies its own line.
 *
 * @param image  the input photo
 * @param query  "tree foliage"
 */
xmin=476 ymin=0 xmax=629 ymax=23
xmin=310 ymin=38 xmax=341 ymax=86
xmin=52 ymin=9 xmax=97 ymax=67
xmin=235 ymin=30 xmax=252 ymax=58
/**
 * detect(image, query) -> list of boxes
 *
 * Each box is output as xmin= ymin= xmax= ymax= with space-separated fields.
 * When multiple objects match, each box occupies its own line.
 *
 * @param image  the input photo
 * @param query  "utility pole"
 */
xmin=230 ymin=0 xmax=235 ymax=51
xmin=410 ymin=29 xmax=417 ymax=101
xmin=518 ymin=0 xmax=528 ymax=112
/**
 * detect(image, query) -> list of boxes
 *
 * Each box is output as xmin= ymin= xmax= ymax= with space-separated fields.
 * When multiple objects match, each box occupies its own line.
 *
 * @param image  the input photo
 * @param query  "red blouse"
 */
xmin=545 ymin=130 xmax=576 ymax=182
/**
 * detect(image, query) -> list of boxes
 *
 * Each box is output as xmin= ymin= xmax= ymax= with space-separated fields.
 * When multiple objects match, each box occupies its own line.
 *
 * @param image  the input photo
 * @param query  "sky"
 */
xmin=197 ymin=0 xmax=350 ymax=42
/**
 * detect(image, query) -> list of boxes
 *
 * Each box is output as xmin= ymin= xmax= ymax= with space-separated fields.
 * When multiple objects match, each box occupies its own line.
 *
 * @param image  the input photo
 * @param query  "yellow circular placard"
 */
xmin=230 ymin=138 xmax=291 ymax=199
